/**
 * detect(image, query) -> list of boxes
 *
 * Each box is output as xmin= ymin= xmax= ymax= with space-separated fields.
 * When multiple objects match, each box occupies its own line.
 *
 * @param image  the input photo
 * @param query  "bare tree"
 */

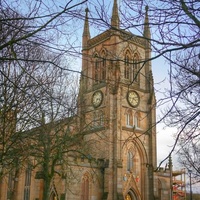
xmin=1 ymin=0 xmax=199 ymax=197
xmin=0 ymin=0 xmax=87 ymax=167
xmin=0 ymin=3 xmax=84 ymax=199
xmin=0 ymin=0 xmax=87 ymax=68
xmin=163 ymin=49 xmax=200 ymax=182
xmin=0 ymin=2 xmax=112 ymax=199
xmin=24 ymin=74 xmax=81 ymax=200
xmin=177 ymin=138 xmax=200 ymax=184
xmin=111 ymin=0 xmax=200 ymax=159
xmin=0 ymin=41 xmax=85 ymax=199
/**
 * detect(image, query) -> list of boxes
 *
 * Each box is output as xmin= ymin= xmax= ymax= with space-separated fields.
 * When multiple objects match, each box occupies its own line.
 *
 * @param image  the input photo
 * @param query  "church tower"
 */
xmin=79 ymin=1 xmax=157 ymax=199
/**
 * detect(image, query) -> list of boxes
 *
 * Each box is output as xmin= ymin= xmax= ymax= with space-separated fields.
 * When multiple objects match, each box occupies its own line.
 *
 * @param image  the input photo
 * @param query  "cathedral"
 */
xmin=0 ymin=0 xmax=186 ymax=200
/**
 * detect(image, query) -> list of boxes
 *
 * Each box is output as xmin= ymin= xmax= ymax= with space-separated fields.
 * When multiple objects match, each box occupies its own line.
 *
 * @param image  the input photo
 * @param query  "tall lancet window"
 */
xmin=94 ymin=54 xmax=100 ymax=83
xmin=94 ymin=52 xmax=106 ymax=83
xmin=24 ymin=164 xmax=31 ymax=200
xmin=93 ymin=110 xmax=104 ymax=128
xmin=126 ymin=113 xmax=130 ymax=126
xmin=124 ymin=51 xmax=131 ymax=80
xmin=125 ymin=109 xmax=132 ymax=127
xmin=101 ymin=50 xmax=106 ymax=81
xmin=134 ymin=112 xmax=140 ymax=128
xmin=133 ymin=53 xmax=140 ymax=82
xmin=99 ymin=110 xmax=104 ymax=126
xmin=81 ymin=174 xmax=89 ymax=200
xmin=7 ymin=171 xmax=14 ymax=199
xmin=127 ymin=151 xmax=134 ymax=172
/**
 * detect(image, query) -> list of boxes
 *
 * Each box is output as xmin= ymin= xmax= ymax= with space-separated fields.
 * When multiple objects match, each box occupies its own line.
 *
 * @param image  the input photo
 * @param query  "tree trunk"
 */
xmin=42 ymin=153 xmax=52 ymax=200
xmin=43 ymin=177 xmax=51 ymax=200
xmin=10 ymin=168 xmax=20 ymax=200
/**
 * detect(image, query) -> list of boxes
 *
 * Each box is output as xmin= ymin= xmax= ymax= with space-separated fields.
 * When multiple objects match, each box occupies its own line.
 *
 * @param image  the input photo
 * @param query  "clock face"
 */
xmin=127 ymin=91 xmax=139 ymax=107
xmin=92 ymin=91 xmax=103 ymax=107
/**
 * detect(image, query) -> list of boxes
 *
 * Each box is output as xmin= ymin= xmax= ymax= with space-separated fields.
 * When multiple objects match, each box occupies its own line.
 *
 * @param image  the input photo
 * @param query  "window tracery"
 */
xmin=93 ymin=51 xmax=107 ymax=84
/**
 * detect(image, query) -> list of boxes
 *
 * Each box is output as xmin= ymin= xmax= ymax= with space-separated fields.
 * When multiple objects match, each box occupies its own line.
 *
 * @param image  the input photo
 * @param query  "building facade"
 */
xmin=0 ymin=1 xmax=185 ymax=200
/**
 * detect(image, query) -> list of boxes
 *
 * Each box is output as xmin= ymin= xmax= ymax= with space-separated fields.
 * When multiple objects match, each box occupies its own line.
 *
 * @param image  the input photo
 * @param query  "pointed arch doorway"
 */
xmin=50 ymin=189 xmax=58 ymax=200
xmin=125 ymin=190 xmax=138 ymax=200
xmin=50 ymin=192 xmax=57 ymax=200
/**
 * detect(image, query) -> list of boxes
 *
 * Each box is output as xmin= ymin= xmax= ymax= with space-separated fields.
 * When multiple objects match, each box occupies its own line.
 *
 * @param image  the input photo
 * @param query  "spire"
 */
xmin=111 ymin=0 xmax=119 ymax=29
xmin=143 ymin=6 xmax=152 ymax=88
xmin=82 ymin=8 xmax=90 ymax=49
xmin=143 ymin=6 xmax=151 ymax=40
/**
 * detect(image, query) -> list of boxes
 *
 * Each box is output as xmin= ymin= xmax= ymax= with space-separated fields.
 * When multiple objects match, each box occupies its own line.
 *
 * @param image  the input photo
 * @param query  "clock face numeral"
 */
xmin=127 ymin=91 xmax=139 ymax=107
xmin=92 ymin=91 xmax=103 ymax=107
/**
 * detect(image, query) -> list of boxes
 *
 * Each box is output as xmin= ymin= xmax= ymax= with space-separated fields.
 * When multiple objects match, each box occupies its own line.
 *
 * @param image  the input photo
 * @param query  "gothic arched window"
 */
xmin=124 ymin=51 xmax=131 ymax=80
xmin=24 ymin=164 xmax=31 ymax=200
xmin=93 ymin=112 xmax=98 ymax=127
xmin=101 ymin=50 xmax=106 ymax=81
xmin=134 ymin=112 xmax=140 ymax=128
xmin=125 ymin=109 xmax=132 ymax=127
xmin=127 ymin=151 xmax=134 ymax=172
xmin=94 ymin=54 xmax=99 ymax=83
xmin=7 ymin=171 xmax=14 ymax=199
xmin=93 ymin=110 xmax=104 ymax=128
xmin=81 ymin=175 xmax=89 ymax=200
xmin=94 ymin=52 xmax=107 ymax=84
xmin=99 ymin=110 xmax=104 ymax=126
xmin=126 ymin=113 xmax=130 ymax=126
xmin=133 ymin=53 xmax=140 ymax=82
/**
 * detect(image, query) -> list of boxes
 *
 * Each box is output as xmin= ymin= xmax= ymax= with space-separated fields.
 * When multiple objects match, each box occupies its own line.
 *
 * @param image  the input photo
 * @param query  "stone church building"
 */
xmin=0 ymin=0 xmax=186 ymax=200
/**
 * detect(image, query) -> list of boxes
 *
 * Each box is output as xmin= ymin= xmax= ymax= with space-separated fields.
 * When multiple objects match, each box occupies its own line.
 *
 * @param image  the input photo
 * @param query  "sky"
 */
xmin=152 ymin=57 xmax=175 ymax=165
